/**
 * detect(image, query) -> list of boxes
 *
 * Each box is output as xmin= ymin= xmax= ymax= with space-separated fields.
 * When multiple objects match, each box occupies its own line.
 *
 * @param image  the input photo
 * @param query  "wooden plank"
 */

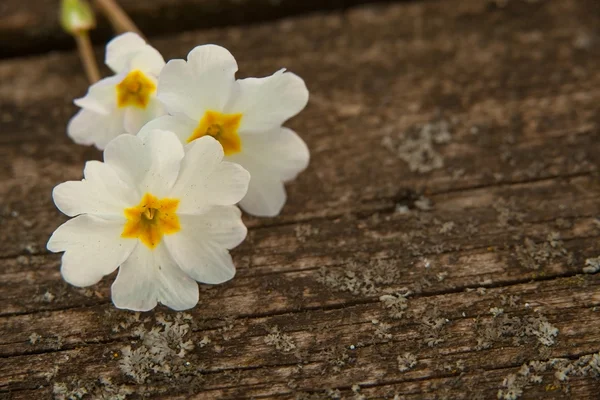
xmin=1 ymin=0 xmax=600 ymax=399
xmin=2 ymin=277 xmax=600 ymax=398
xmin=2 ymin=175 xmax=599 ymax=316
xmin=0 ymin=0 xmax=394 ymax=58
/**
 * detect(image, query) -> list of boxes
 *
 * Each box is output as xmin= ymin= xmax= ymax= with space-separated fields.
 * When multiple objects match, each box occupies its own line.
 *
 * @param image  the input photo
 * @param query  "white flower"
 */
xmin=145 ymin=44 xmax=309 ymax=217
xmin=68 ymin=32 xmax=167 ymax=150
xmin=47 ymin=130 xmax=250 ymax=311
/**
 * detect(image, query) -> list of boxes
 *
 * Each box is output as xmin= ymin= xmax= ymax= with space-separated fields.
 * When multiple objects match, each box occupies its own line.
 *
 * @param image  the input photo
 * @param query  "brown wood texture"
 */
xmin=1 ymin=0 xmax=600 ymax=399
xmin=0 ymin=0 xmax=394 ymax=57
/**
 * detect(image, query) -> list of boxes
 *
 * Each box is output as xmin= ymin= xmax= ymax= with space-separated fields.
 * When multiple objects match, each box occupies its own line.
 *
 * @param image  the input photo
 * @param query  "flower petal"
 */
xmin=129 ymin=46 xmax=165 ymax=77
xmin=67 ymin=108 xmax=126 ymax=150
xmin=234 ymin=127 xmax=310 ymax=182
xmin=164 ymin=225 xmax=237 ymax=285
xmin=105 ymin=32 xmax=147 ymax=74
xmin=103 ymin=134 xmax=150 ymax=190
xmin=135 ymin=128 xmax=185 ymax=197
xmin=47 ymin=215 xmax=136 ymax=287
xmin=227 ymin=69 xmax=309 ymax=134
xmin=183 ymin=206 xmax=247 ymax=249
xmin=156 ymin=59 xmax=195 ymax=118
xmin=158 ymin=45 xmax=237 ymax=120
xmin=155 ymin=245 xmax=199 ymax=310
xmin=52 ymin=160 xmax=136 ymax=218
xmin=111 ymin=242 xmax=156 ymax=311
xmin=201 ymin=161 xmax=250 ymax=206
xmin=73 ymin=74 xmax=122 ymax=114
xmin=136 ymin=114 xmax=196 ymax=146
xmin=226 ymin=127 xmax=308 ymax=216
xmin=123 ymin=95 xmax=165 ymax=134
xmin=111 ymin=244 xmax=198 ymax=311
xmin=169 ymin=136 xmax=250 ymax=214
xmin=238 ymin=168 xmax=287 ymax=217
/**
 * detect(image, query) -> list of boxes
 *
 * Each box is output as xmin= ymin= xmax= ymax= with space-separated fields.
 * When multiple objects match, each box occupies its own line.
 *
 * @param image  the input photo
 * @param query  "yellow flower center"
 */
xmin=187 ymin=110 xmax=243 ymax=155
xmin=116 ymin=70 xmax=156 ymax=109
xmin=121 ymin=193 xmax=180 ymax=249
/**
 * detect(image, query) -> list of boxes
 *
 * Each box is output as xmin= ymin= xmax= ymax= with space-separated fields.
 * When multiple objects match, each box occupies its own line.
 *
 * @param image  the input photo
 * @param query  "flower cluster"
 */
xmin=48 ymin=33 xmax=309 ymax=311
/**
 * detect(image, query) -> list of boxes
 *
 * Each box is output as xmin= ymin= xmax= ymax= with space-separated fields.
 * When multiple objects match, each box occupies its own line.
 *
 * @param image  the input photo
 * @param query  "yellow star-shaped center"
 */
xmin=116 ymin=70 xmax=156 ymax=109
xmin=187 ymin=110 xmax=243 ymax=155
xmin=121 ymin=193 xmax=180 ymax=249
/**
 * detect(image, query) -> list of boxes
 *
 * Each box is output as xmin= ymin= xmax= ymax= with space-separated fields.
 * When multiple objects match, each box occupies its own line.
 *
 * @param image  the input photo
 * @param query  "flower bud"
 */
xmin=60 ymin=0 xmax=96 ymax=35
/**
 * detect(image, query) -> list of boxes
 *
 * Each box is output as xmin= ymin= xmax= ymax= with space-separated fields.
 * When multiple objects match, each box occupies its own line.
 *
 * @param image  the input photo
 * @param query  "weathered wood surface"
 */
xmin=0 ymin=0 xmax=395 ymax=57
xmin=1 ymin=0 xmax=600 ymax=399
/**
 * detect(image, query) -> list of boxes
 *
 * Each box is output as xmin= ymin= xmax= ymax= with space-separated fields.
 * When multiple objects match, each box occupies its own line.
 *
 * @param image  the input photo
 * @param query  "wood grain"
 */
xmin=1 ymin=0 xmax=599 ymax=399
xmin=0 ymin=0 xmax=394 ymax=57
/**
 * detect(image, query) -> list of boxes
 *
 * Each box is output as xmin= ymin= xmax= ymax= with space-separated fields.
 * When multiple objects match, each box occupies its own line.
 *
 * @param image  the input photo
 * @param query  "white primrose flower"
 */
xmin=47 ymin=130 xmax=250 ymax=311
xmin=68 ymin=32 xmax=166 ymax=149
xmin=146 ymin=44 xmax=310 ymax=217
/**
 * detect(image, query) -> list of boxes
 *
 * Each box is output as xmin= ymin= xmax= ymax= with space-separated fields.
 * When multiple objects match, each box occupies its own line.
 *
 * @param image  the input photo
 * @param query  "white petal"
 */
xmin=227 ymin=70 xmax=309 ymax=134
xmin=129 ymin=46 xmax=165 ymax=77
xmin=183 ymin=206 xmax=247 ymax=249
xmin=157 ymin=45 xmax=237 ymax=120
xmin=238 ymin=168 xmax=287 ymax=217
xmin=169 ymin=137 xmax=250 ymax=214
xmin=136 ymin=114 xmax=196 ymax=146
xmin=164 ymin=227 xmax=237 ymax=285
xmin=106 ymin=32 xmax=147 ymax=74
xmin=234 ymin=127 xmax=310 ymax=182
xmin=226 ymin=127 xmax=308 ymax=216
xmin=172 ymin=136 xmax=223 ymax=190
xmin=123 ymin=95 xmax=165 ymax=134
xmin=47 ymin=215 xmax=136 ymax=287
xmin=67 ymin=108 xmax=126 ymax=150
xmin=186 ymin=45 xmax=237 ymax=111
xmin=202 ymin=161 xmax=251 ymax=205
xmin=111 ymin=243 xmax=157 ymax=311
xmin=155 ymin=245 xmax=199 ymax=310
xmin=103 ymin=134 xmax=150 ymax=190
xmin=73 ymin=74 xmax=122 ymax=114
xmin=111 ymin=244 xmax=198 ymax=311
xmin=105 ymin=129 xmax=185 ymax=199
xmin=52 ymin=160 xmax=136 ymax=218
xmin=156 ymin=59 xmax=197 ymax=118
xmin=136 ymin=129 xmax=185 ymax=197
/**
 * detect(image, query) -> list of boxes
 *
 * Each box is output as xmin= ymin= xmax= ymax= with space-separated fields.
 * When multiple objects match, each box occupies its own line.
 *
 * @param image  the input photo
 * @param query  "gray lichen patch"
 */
xmin=514 ymin=233 xmax=572 ymax=270
xmin=490 ymin=307 xmax=504 ymax=318
xmin=493 ymin=198 xmax=525 ymax=228
xmin=264 ymin=326 xmax=297 ymax=352
xmin=351 ymin=384 xmax=366 ymax=400
xmin=397 ymin=352 xmax=418 ymax=372
xmin=418 ymin=311 xmax=450 ymax=348
xmin=34 ymin=290 xmax=55 ymax=303
xmin=53 ymin=377 xmax=133 ymax=400
xmin=29 ymin=332 xmax=41 ymax=344
xmin=217 ymin=316 xmax=237 ymax=341
xmin=414 ymin=195 xmax=434 ymax=211
xmin=295 ymin=390 xmax=341 ymax=400
xmin=372 ymin=319 xmax=393 ymax=340
xmin=317 ymin=259 xmax=403 ymax=296
xmin=476 ymin=312 xmax=559 ymax=350
xmin=379 ymin=292 xmax=409 ymax=319
xmin=324 ymin=346 xmax=355 ymax=373
xmin=550 ymin=353 xmax=600 ymax=381
xmin=31 ymin=334 xmax=64 ymax=350
xmin=117 ymin=313 xmax=197 ymax=385
xmin=497 ymin=352 xmax=600 ymax=399
xmin=583 ymin=256 xmax=600 ymax=274
xmin=382 ymin=116 xmax=453 ymax=174
xmin=439 ymin=221 xmax=455 ymax=235
xmin=294 ymin=224 xmax=320 ymax=243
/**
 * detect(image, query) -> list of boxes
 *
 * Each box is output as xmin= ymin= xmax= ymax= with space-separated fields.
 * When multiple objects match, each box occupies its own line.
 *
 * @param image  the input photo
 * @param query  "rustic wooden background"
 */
xmin=1 ymin=0 xmax=599 ymax=399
